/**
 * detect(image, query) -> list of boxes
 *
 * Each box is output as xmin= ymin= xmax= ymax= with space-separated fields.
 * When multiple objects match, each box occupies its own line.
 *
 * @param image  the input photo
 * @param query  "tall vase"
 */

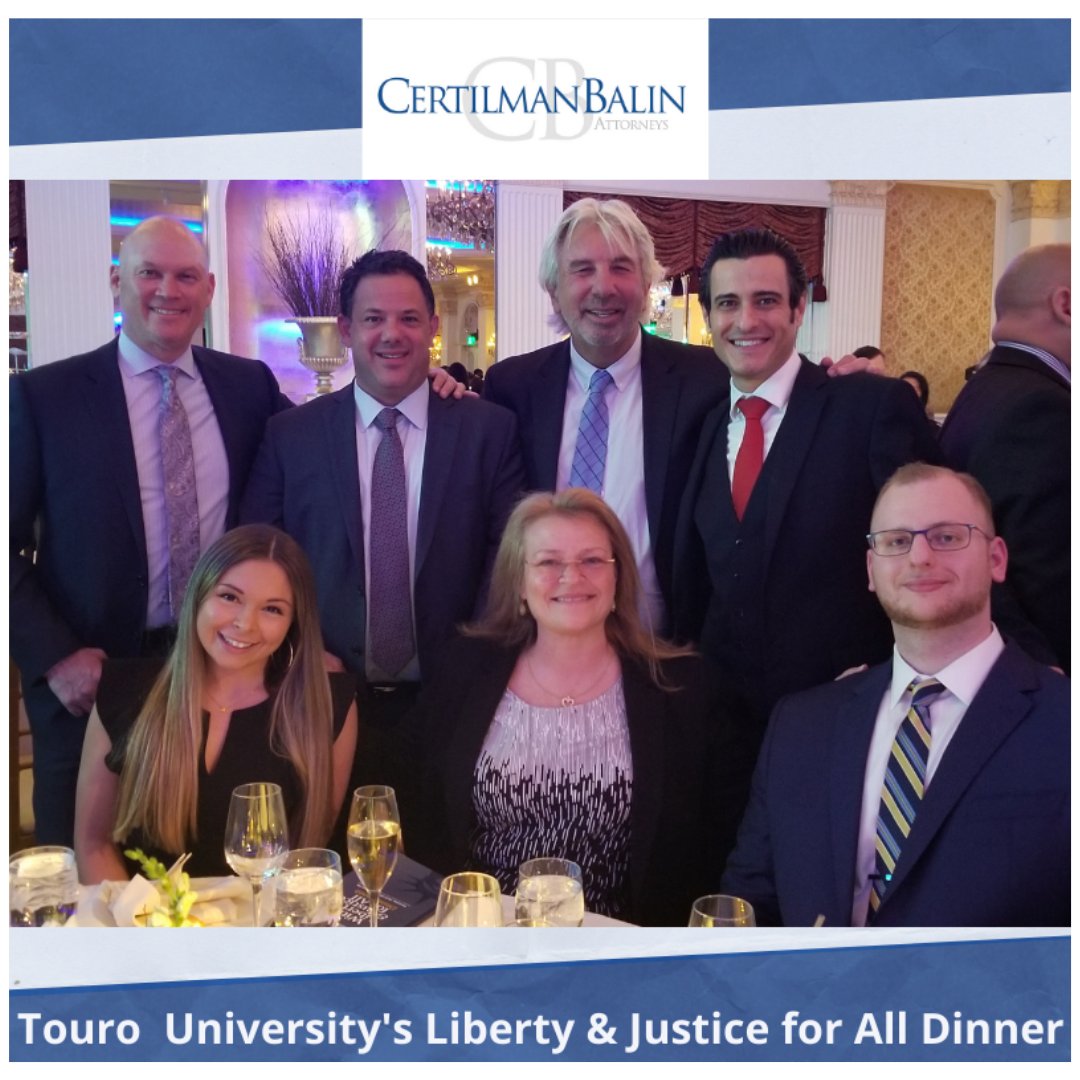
xmin=288 ymin=317 xmax=349 ymax=398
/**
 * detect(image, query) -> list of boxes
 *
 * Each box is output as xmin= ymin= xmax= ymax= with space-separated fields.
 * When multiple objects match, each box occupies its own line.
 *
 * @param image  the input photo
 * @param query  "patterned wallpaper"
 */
xmin=880 ymin=184 xmax=996 ymax=415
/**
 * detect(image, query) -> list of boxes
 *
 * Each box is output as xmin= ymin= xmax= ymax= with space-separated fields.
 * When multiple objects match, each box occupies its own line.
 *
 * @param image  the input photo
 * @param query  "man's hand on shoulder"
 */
xmin=45 ymin=647 xmax=107 ymax=716
xmin=821 ymin=354 xmax=874 ymax=377
xmin=428 ymin=368 xmax=476 ymax=400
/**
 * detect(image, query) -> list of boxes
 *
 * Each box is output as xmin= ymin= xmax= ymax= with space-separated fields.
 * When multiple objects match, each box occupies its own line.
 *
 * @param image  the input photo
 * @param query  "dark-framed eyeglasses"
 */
xmin=866 ymin=523 xmax=991 ymax=557
xmin=525 ymin=556 xmax=616 ymax=580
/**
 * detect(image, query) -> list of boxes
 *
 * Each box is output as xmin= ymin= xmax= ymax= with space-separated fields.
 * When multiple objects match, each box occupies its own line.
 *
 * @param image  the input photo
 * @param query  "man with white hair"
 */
xmin=484 ymin=197 xmax=729 ymax=633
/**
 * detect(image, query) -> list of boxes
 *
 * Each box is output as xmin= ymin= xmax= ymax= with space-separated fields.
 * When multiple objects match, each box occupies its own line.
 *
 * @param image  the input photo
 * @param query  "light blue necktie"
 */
xmin=569 ymin=368 xmax=614 ymax=494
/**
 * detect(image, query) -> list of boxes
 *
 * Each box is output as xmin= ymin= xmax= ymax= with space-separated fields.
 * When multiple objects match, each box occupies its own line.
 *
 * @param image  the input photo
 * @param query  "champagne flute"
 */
xmin=224 ymin=782 xmax=289 ymax=926
xmin=433 ymin=872 xmax=503 ymax=927
xmin=346 ymin=785 xmax=401 ymax=928
xmin=515 ymin=857 xmax=585 ymax=927
xmin=688 ymin=894 xmax=756 ymax=927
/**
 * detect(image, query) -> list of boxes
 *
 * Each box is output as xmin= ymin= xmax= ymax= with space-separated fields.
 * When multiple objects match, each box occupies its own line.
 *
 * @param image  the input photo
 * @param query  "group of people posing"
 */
xmin=11 ymin=199 xmax=1069 ymax=927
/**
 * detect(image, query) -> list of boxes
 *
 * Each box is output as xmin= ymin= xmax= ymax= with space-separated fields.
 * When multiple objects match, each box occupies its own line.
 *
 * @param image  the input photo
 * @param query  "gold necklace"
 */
xmin=204 ymin=689 xmax=263 ymax=715
xmin=525 ymin=654 xmax=613 ymax=707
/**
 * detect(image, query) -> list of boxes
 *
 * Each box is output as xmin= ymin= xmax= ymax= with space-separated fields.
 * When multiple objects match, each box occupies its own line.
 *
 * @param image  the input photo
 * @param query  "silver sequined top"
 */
xmin=468 ymin=679 xmax=633 ymax=918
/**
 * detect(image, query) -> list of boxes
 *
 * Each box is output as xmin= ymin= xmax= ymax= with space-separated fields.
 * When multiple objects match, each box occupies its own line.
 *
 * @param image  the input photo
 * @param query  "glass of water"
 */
xmin=433 ymin=872 xmax=503 ymax=927
xmin=688 ymin=894 xmax=756 ymax=927
xmin=273 ymin=848 xmax=344 ymax=927
xmin=514 ymin=857 xmax=585 ymax=927
xmin=10 ymin=845 xmax=78 ymax=927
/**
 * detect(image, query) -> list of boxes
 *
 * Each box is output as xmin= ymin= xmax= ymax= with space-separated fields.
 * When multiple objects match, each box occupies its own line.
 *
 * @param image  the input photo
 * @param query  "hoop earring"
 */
xmin=519 ymin=599 xmax=528 ymax=617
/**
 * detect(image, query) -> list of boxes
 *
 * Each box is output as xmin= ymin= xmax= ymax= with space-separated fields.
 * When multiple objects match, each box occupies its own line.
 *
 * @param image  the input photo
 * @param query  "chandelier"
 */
xmin=426 ymin=181 xmax=496 ymax=252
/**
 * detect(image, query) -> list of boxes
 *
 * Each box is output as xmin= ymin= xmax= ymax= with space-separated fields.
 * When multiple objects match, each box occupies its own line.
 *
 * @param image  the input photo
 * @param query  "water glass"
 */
xmin=433 ymin=872 xmax=503 ymax=927
xmin=273 ymin=848 xmax=343 ymax=927
xmin=10 ymin=845 xmax=78 ymax=927
xmin=688 ymin=894 xmax=756 ymax=927
xmin=515 ymin=857 xmax=585 ymax=927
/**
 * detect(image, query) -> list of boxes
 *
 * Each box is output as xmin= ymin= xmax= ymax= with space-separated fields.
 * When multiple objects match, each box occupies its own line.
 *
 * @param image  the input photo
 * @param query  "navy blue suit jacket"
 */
xmin=9 ymin=338 xmax=291 ymax=685
xmin=673 ymin=361 xmax=941 ymax=731
xmin=239 ymin=384 xmax=525 ymax=679
xmin=483 ymin=330 xmax=730 ymax=623
xmin=940 ymin=344 xmax=1070 ymax=671
xmin=721 ymin=641 xmax=1070 ymax=927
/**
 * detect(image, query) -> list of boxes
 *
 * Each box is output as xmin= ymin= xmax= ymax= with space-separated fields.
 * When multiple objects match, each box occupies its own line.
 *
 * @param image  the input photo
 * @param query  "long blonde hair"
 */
xmin=464 ymin=489 xmax=693 ymax=686
xmin=113 ymin=525 xmax=336 ymax=852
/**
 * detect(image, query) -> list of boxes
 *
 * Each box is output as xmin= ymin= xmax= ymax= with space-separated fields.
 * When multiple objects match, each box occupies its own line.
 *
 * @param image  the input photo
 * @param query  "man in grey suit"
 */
xmin=241 ymin=250 xmax=524 ymax=803
xmin=10 ymin=217 xmax=291 ymax=844
xmin=721 ymin=464 xmax=1069 ymax=927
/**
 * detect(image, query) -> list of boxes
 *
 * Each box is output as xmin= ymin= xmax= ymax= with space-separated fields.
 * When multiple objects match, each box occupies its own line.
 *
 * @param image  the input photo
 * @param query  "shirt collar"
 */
xmin=568 ymin=327 xmax=642 ymax=393
xmin=995 ymin=340 xmax=1070 ymax=385
xmin=353 ymin=378 xmax=430 ymax=432
xmin=888 ymin=624 xmax=1005 ymax=709
xmin=117 ymin=331 xmax=197 ymax=379
xmin=729 ymin=349 xmax=801 ymax=419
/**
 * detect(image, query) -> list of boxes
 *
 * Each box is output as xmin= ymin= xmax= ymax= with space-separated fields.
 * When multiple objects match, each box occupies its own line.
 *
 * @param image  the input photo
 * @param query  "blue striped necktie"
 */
xmin=869 ymin=676 xmax=944 ymax=915
xmin=569 ymin=368 xmax=614 ymax=495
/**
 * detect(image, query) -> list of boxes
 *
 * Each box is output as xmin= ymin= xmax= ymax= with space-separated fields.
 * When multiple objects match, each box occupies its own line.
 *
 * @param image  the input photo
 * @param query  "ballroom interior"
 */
xmin=7 ymin=176 xmax=1071 ymax=847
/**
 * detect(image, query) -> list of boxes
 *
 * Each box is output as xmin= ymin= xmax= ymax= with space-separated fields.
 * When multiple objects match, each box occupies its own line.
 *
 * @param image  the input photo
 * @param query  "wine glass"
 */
xmin=514 ymin=857 xmax=585 ymax=927
xmin=688 ymin=894 xmax=756 ymax=927
xmin=224 ymin=782 xmax=289 ymax=926
xmin=346 ymin=785 xmax=401 ymax=928
xmin=273 ymin=848 xmax=344 ymax=927
xmin=433 ymin=872 xmax=503 ymax=927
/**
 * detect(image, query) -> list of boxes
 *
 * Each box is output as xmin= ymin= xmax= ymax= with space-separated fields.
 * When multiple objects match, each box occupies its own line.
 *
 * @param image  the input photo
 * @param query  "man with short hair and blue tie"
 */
xmin=720 ymin=463 xmax=1069 ymax=927
xmin=10 ymin=216 xmax=291 ymax=845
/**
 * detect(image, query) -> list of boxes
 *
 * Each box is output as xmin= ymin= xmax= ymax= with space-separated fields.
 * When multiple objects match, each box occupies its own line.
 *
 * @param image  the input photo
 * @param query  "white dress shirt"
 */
xmin=850 ymin=625 xmax=1006 ymax=925
xmin=117 ymin=332 xmax=229 ymax=628
xmin=555 ymin=333 xmax=663 ymax=632
xmin=725 ymin=349 xmax=803 ymax=482
xmin=995 ymin=339 xmax=1070 ymax=385
xmin=354 ymin=380 xmax=428 ymax=682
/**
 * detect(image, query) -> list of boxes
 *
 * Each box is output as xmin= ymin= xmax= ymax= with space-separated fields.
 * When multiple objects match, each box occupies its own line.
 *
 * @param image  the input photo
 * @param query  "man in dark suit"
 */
xmin=10 ymin=216 xmax=291 ymax=844
xmin=721 ymin=464 xmax=1069 ymax=927
xmin=483 ymin=198 xmax=730 ymax=634
xmin=241 ymin=250 xmax=525 ymax=803
xmin=940 ymin=244 xmax=1070 ymax=672
xmin=673 ymin=228 xmax=939 ymax=737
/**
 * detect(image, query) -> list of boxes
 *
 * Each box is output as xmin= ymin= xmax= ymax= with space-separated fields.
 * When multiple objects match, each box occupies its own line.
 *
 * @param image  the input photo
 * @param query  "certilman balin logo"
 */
xmin=377 ymin=57 xmax=685 ymax=141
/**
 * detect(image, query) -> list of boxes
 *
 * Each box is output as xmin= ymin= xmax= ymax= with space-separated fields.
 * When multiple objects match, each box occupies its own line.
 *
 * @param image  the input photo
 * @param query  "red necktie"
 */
xmin=731 ymin=396 xmax=770 ymax=521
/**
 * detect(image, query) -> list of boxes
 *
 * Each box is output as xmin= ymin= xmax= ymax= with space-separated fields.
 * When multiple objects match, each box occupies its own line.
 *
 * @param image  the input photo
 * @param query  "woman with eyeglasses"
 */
xmin=411 ymin=489 xmax=749 ymax=926
xmin=74 ymin=525 xmax=358 ymax=883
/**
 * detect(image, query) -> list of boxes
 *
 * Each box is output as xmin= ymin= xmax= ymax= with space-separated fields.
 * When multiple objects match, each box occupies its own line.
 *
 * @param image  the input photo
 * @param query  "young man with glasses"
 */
xmin=720 ymin=463 xmax=1068 ymax=927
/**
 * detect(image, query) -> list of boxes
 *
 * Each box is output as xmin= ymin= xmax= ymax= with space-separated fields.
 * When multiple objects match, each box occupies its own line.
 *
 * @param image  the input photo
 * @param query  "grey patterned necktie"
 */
xmin=156 ymin=365 xmax=200 ymax=620
xmin=569 ymin=367 xmax=614 ymax=494
xmin=369 ymin=407 xmax=415 ymax=676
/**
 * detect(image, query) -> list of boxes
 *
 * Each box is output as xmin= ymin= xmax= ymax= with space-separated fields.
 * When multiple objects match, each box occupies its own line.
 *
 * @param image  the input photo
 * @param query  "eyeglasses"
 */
xmin=866 ymin=523 xmax=991 ymax=557
xmin=525 ymin=556 xmax=616 ymax=580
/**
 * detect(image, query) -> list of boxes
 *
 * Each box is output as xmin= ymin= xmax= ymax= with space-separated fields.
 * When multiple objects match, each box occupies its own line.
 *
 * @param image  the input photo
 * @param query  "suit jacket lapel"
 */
xmin=640 ymin=331 xmax=679 ymax=546
xmin=828 ymin=664 xmax=888 ymax=922
xmin=622 ymin=659 xmax=665 ymax=909
xmin=881 ymin=644 xmax=1037 ymax=903
xmin=532 ymin=343 xmax=572 ymax=490
xmin=83 ymin=342 xmax=146 ymax=565
xmin=325 ymin=386 xmax=365 ymax=580
xmin=761 ymin=360 xmax=828 ymax=564
xmin=416 ymin=389 xmax=460 ymax=578
xmin=194 ymin=347 xmax=243 ymax=519
xmin=441 ymin=646 xmax=519 ymax=857
xmin=990 ymin=344 xmax=1071 ymax=393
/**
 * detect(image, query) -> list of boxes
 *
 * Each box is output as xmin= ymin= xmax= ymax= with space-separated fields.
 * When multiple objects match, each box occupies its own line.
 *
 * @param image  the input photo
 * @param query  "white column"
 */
xmin=494 ymin=181 xmax=564 ymax=362
xmin=24 ymin=181 xmax=114 ymax=367
xmin=823 ymin=181 xmax=888 ymax=360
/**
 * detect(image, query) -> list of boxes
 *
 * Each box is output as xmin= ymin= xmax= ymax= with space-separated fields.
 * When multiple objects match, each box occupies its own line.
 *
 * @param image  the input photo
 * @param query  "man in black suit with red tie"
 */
xmin=940 ymin=244 xmax=1070 ymax=672
xmin=673 ymin=228 xmax=940 ymax=742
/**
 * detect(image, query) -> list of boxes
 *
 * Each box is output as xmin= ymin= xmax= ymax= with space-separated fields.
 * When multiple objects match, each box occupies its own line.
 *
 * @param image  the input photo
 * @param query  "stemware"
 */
xmin=433 ymin=872 xmax=503 ymax=927
xmin=514 ymin=857 xmax=585 ymax=927
xmin=688 ymin=894 xmax=756 ymax=927
xmin=224 ymin=782 xmax=289 ymax=926
xmin=346 ymin=785 xmax=401 ymax=928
